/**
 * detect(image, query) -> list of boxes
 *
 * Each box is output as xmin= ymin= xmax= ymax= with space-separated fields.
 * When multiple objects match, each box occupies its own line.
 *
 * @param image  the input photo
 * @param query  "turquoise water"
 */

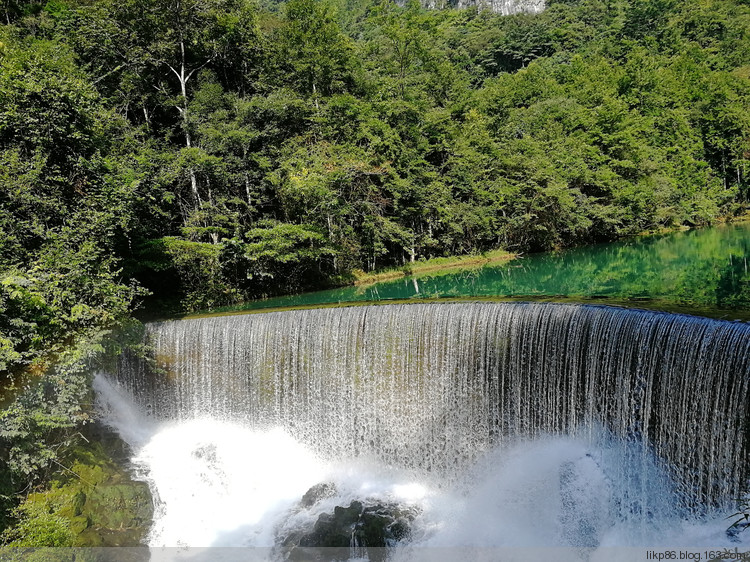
xmin=212 ymin=223 xmax=750 ymax=320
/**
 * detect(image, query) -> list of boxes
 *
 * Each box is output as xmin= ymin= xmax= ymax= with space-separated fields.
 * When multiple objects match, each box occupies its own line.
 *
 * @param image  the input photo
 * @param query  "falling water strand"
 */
xmin=115 ymin=302 xmax=750 ymax=513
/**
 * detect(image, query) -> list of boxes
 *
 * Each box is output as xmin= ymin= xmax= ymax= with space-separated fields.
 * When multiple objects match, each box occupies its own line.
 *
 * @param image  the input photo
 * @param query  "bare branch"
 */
xmin=165 ymin=62 xmax=182 ymax=81
xmin=184 ymin=56 xmax=214 ymax=84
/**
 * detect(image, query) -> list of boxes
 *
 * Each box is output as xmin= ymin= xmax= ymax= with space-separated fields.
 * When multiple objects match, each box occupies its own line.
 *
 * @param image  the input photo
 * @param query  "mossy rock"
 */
xmin=68 ymin=514 xmax=90 ymax=535
xmin=83 ymin=483 xmax=151 ymax=532
xmin=2 ymin=422 xmax=153 ymax=547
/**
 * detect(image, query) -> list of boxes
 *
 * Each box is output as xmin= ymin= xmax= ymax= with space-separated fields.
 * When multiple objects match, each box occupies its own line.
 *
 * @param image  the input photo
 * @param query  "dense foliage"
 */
xmin=1 ymin=0 xmax=749 ymax=541
xmin=1 ymin=0 xmax=749 ymax=327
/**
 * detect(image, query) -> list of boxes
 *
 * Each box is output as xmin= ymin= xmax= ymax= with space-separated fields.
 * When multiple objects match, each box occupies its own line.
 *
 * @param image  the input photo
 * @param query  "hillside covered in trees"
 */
xmin=0 ymin=0 xmax=749 ymax=545
xmin=2 ymin=0 xmax=750 ymax=377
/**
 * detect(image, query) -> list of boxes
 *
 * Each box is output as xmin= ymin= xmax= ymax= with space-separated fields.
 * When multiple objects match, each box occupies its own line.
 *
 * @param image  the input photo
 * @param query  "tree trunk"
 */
xmin=171 ymin=40 xmax=201 ymax=206
xmin=245 ymin=172 xmax=252 ymax=206
xmin=185 ymin=129 xmax=200 ymax=204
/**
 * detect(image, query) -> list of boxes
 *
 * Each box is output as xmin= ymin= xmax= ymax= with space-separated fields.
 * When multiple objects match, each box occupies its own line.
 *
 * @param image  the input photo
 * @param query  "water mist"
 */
xmin=97 ymin=302 xmax=750 ymax=558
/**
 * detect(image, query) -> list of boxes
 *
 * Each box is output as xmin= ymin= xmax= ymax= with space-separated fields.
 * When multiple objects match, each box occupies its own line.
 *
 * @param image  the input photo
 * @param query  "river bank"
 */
xmin=350 ymin=249 xmax=517 ymax=286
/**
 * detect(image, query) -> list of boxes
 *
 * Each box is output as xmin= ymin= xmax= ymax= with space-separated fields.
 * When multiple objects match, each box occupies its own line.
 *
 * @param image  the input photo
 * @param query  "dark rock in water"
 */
xmin=298 ymin=501 xmax=364 ymax=548
xmin=300 ymin=482 xmax=337 ymax=508
xmin=278 ymin=493 xmax=419 ymax=561
xmin=726 ymin=520 xmax=749 ymax=542
xmin=357 ymin=502 xmax=416 ymax=547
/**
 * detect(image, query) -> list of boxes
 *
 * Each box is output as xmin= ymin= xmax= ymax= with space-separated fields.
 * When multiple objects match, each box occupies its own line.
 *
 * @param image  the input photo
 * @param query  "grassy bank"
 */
xmin=351 ymin=250 xmax=517 ymax=287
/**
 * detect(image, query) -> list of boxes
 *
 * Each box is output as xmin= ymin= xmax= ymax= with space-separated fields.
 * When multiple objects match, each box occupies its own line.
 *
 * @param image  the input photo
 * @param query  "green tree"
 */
xmin=273 ymin=0 xmax=355 ymax=103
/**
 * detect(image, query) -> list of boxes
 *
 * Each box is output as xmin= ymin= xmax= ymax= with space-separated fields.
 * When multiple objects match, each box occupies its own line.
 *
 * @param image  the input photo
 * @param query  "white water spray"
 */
xmin=95 ymin=375 xmax=747 ymax=557
xmin=97 ymin=303 xmax=750 ymax=558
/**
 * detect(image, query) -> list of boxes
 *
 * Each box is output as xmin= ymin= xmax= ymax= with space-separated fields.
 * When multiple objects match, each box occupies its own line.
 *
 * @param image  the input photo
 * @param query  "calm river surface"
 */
xmin=212 ymin=222 xmax=750 ymax=320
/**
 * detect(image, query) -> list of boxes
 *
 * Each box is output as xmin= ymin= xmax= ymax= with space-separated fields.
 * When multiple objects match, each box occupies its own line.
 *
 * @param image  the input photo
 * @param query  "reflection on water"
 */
xmin=212 ymin=223 xmax=750 ymax=319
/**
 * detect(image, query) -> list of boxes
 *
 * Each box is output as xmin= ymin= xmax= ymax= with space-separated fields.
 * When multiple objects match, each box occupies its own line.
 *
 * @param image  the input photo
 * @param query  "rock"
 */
xmin=60 ymin=421 xmax=153 ymax=546
xmin=278 ymin=492 xmax=419 ymax=561
xmin=727 ymin=520 xmax=749 ymax=542
xmin=357 ymin=503 xmax=414 ymax=547
xmin=72 ymin=491 xmax=86 ymax=517
xmin=300 ymin=482 xmax=336 ymax=508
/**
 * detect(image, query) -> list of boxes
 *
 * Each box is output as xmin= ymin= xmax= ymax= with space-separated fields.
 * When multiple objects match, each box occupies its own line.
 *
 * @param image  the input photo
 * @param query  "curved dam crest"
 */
xmin=114 ymin=302 xmax=750 ymax=514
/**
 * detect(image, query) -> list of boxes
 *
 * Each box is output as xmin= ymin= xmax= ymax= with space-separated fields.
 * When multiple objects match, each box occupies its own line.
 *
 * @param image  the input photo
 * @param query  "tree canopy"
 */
xmin=0 ymin=0 xmax=749 ymax=373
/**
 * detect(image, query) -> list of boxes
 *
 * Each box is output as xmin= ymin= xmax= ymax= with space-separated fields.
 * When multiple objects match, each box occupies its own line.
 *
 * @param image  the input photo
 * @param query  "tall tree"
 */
xmin=274 ymin=0 xmax=355 ymax=104
xmin=106 ymin=0 xmax=260 ymax=215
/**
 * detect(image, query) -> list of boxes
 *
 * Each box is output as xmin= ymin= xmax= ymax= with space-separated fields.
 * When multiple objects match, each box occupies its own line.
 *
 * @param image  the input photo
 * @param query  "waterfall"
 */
xmin=114 ymin=302 xmax=750 ymax=514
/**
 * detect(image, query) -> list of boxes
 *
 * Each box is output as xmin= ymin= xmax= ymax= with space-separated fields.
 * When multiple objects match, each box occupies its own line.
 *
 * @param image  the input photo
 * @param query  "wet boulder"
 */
xmin=300 ymin=482 xmax=337 ymax=508
xmin=278 ymin=487 xmax=419 ymax=560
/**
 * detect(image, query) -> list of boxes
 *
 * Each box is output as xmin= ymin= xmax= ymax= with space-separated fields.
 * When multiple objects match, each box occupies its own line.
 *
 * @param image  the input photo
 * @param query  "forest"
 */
xmin=0 ymin=0 xmax=749 ymax=545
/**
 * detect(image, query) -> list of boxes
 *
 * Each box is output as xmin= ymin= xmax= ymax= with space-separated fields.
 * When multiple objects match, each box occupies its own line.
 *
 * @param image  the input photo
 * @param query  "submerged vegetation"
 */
xmin=0 ymin=0 xmax=749 ymax=545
